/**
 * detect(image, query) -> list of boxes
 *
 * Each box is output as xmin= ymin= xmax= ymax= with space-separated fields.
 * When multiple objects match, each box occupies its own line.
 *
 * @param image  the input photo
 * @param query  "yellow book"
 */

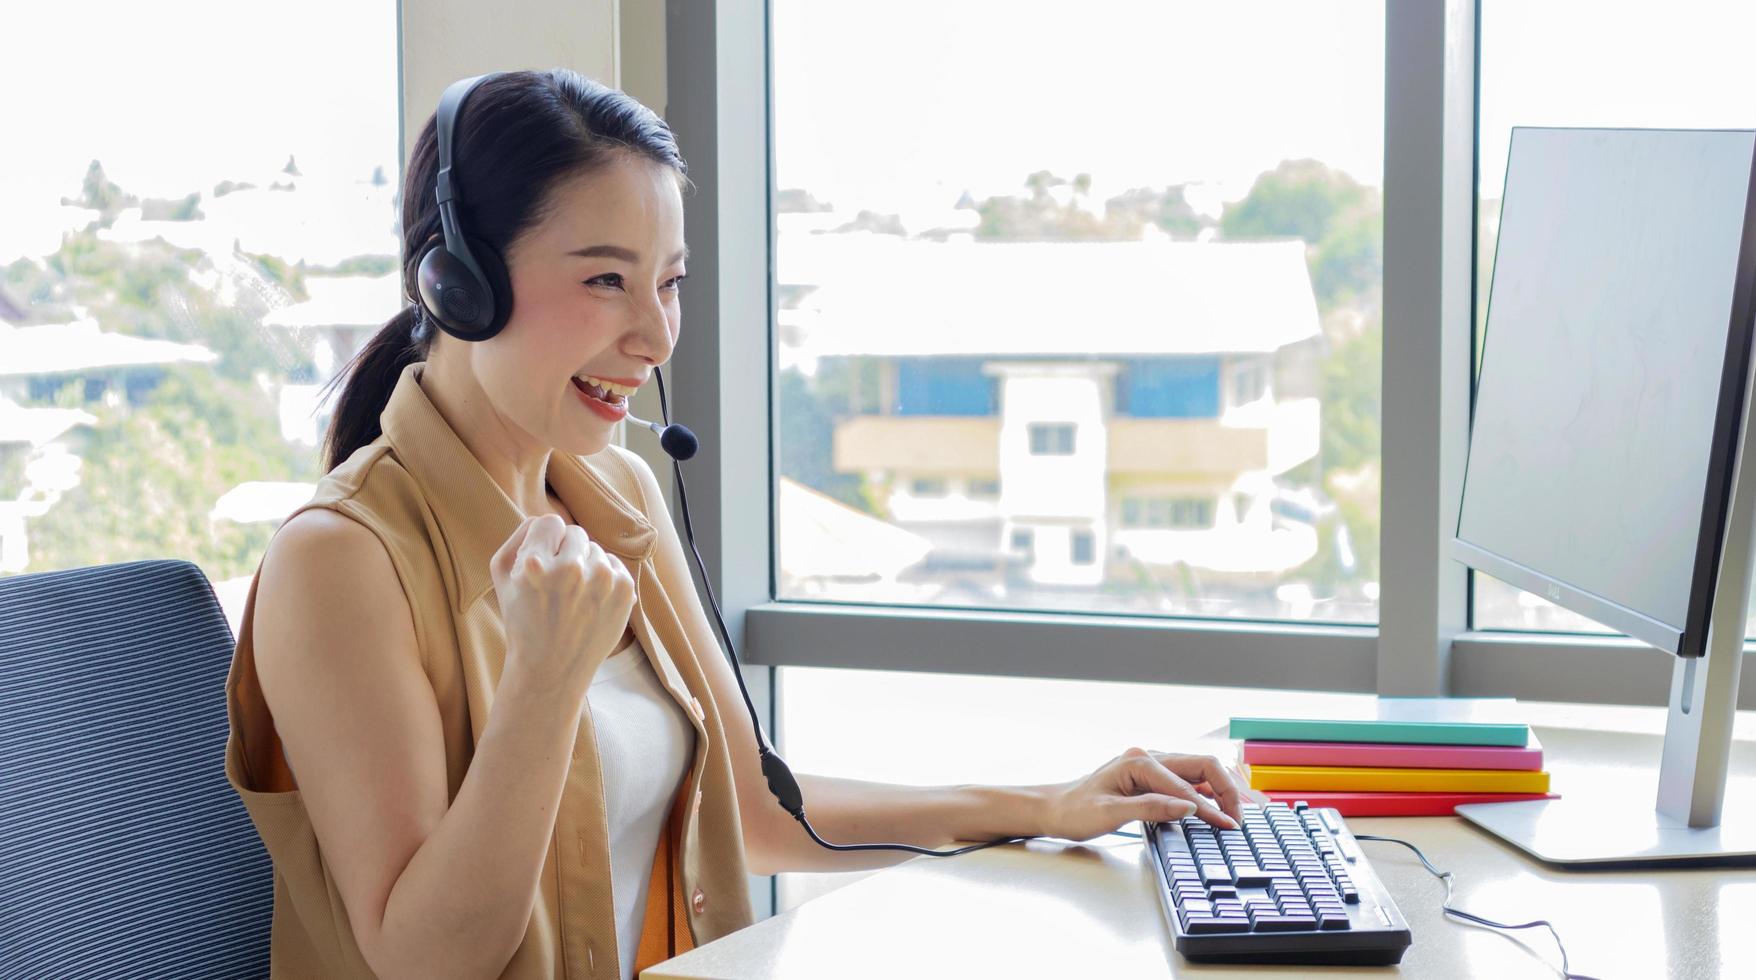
xmin=1244 ymin=764 xmax=1550 ymax=794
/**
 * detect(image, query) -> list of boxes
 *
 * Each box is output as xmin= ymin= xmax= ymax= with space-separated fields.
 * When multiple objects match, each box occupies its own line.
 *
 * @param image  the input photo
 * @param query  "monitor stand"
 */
xmin=1458 ymin=318 xmax=1756 ymax=869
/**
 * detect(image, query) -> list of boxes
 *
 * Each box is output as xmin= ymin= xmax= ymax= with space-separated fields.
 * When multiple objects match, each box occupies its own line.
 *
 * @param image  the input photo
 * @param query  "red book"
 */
xmin=1261 ymin=790 xmax=1560 ymax=817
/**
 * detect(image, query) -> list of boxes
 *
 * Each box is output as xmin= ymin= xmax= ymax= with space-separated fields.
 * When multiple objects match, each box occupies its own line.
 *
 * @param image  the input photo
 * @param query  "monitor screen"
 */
xmin=1456 ymin=127 xmax=1756 ymax=656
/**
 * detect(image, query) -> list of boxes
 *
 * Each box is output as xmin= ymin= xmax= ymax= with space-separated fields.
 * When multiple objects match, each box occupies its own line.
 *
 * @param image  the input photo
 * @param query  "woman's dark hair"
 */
xmin=321 ymin=68 xmax=690 ymax=472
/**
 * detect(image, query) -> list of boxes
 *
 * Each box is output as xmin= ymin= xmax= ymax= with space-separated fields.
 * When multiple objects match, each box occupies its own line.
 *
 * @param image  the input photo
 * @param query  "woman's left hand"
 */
xmin=1037 ymin=746 xmax=1265 ymax=842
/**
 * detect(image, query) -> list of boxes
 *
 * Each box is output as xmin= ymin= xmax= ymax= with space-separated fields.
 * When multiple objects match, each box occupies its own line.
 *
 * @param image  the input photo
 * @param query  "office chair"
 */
xmin=0 ymin=560 xmax=272 ymax=979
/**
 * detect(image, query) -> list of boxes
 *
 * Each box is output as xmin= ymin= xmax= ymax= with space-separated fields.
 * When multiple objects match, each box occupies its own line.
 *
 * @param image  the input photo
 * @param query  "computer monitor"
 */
xmin=1452 ymin=126 xmax=1756 ymax=866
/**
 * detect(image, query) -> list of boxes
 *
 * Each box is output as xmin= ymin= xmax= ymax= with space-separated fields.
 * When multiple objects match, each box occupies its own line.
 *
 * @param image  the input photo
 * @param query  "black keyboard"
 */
xmin=1144 ymin=800 xmax=1412 ymax=965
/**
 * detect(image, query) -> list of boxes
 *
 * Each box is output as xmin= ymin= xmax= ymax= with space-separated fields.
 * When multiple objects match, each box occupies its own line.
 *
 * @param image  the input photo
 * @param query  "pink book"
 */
xmin=1240 ymin=732 xmax=1543 ymax=771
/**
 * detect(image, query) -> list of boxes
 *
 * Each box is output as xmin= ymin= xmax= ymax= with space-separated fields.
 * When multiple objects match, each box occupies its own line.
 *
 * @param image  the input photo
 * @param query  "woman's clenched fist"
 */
xmin=489 ymin=513 xmax=637 ymax=701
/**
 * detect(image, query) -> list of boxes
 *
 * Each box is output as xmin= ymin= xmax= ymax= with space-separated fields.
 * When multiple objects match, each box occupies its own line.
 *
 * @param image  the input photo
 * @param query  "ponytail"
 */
xmin=321 ymin=305 xmax=429 ymax=472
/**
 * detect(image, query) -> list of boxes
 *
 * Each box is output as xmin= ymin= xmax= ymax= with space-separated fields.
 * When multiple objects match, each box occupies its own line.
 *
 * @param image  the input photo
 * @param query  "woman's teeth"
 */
xmin=573 ymin=375 xmax=629 ymax=404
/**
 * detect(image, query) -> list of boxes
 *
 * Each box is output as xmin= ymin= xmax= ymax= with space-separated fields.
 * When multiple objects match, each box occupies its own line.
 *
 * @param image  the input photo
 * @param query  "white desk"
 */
xmin=648 ymin=691 xmax=1756 ymax=979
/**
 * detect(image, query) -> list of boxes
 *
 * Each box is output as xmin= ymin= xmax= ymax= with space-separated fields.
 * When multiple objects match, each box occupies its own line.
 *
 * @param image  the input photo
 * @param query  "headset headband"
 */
xmin=431 ymin=72 xmax=501 ymax=290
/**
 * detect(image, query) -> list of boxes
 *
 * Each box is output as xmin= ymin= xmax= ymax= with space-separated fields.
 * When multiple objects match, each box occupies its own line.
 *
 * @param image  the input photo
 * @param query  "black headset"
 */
xmin=416 ymin=72 xmax=515 ymax=343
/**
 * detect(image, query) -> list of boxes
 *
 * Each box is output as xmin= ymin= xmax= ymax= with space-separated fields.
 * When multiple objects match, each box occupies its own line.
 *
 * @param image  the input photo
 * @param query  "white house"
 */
xmin=780 ymin=233 xmax=1323 ymax=589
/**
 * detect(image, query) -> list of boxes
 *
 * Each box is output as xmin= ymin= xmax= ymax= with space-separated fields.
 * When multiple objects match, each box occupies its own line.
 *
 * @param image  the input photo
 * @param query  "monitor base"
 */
xmin=1456 ymin=798 xmax=1756 ymax=868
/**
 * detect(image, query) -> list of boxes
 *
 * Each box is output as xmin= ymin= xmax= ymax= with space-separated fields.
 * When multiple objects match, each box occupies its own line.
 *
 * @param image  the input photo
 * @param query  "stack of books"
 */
xmin=1228 ymin=698 xmax=1560 ymax=816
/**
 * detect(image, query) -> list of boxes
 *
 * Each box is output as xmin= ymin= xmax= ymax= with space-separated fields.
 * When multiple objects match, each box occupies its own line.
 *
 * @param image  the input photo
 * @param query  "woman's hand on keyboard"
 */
xmin=1037 ymin=747 xmax=1251 ymax=842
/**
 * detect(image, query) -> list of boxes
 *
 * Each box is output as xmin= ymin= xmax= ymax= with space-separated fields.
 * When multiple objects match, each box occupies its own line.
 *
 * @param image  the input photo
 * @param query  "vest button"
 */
xmin=692 ymin=888 xmax=707 ymax=915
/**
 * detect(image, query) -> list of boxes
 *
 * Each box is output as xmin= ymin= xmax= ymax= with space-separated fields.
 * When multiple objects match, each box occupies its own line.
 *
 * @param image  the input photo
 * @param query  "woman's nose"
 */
xmin=624 ymin=292 xmax=674 ymax=364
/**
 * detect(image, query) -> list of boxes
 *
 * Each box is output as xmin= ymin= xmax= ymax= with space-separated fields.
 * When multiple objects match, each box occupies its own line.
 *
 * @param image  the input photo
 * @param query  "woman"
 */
xmin=223 ymin=68 xmax=1250 ymax=980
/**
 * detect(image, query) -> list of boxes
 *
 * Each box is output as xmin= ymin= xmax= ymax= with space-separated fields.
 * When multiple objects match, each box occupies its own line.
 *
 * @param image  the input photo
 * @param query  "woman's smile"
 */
xmin=572 ymin=374 xmax=630 ymax=421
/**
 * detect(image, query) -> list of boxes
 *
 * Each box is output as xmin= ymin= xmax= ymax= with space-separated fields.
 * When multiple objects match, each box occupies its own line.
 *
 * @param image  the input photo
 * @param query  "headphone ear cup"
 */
xmin=467 ymin=236 xmax=514 ymax=338
xmin=416 ymin=241 xmax=497 ymax=341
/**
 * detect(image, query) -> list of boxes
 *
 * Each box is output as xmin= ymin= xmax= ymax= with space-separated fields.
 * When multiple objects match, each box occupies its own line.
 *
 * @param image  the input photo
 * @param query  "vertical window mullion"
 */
xmin=1379 ymin=0 xmax=1476 ymax=695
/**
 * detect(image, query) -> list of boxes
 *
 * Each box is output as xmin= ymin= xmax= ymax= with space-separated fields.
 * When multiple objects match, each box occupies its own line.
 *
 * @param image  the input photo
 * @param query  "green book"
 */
xmin=1229 ymin=698 xmax=1530 ymax=747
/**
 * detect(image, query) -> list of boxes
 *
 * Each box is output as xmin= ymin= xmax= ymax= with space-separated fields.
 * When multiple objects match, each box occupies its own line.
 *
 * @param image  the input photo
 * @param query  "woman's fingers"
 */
xmin=1112 ymin=792 xmax=1197 ymax=826
xmin=522 ymin=513 xmax=568 ymax=557
xmin=491 ymin=516 xmax=539 ymax=578
xmin=1151 ymin=751 xmax=1251 ymax=821
xmin=1120 ymin=749 xmax=1238 ymax=829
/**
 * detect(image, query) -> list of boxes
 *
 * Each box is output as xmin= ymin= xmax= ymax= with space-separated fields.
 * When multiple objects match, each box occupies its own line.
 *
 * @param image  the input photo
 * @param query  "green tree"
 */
xmin=60 ymin=160 xmax=137 ymax=226
xmin=34 ymin=228 xmax=309 ymax=382
xmin=1104 ymin=184 xmax=1205 ymax=239
xmin=975 ymin=170 xmax=1108 ymax=241
xmin=972 ymin=171 xmax=1211 ymax=242
xmin=1222 ymin=159 xmax=1385 ymax=595
xmin=1221 ymin=159 xmax=1381 ymax=307
xmin=26 ymin=366 xmax=315 ymax=581
xmin=1321 ymin=317 xmax=1382 ymax=474
xmin=9 ymin=162 xmax=333 ymax=583
xmin=140 ymin=192 xmax=205 ymax=221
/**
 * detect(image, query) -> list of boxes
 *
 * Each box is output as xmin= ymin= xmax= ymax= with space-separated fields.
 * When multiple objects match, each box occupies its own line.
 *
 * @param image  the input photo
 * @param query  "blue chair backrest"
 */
xmin=0 ymin=560 xmax=271 ymax=979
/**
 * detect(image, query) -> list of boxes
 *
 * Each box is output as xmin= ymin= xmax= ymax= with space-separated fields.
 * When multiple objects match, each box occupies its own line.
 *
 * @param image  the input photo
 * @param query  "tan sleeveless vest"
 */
xmin=223 ymin=361 xmax=755 ymax=977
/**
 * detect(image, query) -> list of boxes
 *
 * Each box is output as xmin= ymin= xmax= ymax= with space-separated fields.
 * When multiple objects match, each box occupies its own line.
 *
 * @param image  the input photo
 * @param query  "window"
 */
xmin=1010 ymin=527 xmax=1034 ymax=556
xmin=1474 ymin=0 xmax=1756 ymax=636
xmin=0 ymin=2 xmax=398 ymax=631
xmin=910 ymin=477 xmax=948 ymax=496
xmin=1070 ymin=529 xmax=1096 ymax=565
xmin=1117 ymin=358 xmax=1221 ymax=418
xmin=1232 ymin=361 xmax=1267 ymax=406
xmin=1122 ymin=496 xmax=1214 ymax=530
xmin=771 ymin=0 xmax=1384 ymax=622
xmin=968 ymin=477 xmax=1001 ymax=498
xmin=893 ymin=357 xmax=996 ymax=416
xmin=1027 ymin=422 xmax=1076 ymax=456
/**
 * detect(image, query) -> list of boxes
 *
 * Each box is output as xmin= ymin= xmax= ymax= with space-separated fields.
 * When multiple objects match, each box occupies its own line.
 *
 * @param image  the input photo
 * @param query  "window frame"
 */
xmin=663 ymin=0 xmax=1756 ymax=711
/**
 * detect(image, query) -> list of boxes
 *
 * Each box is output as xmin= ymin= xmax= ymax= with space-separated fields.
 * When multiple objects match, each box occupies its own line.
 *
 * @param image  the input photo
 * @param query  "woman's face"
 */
xmin=462 ymin=153 xmax=687 ymax=458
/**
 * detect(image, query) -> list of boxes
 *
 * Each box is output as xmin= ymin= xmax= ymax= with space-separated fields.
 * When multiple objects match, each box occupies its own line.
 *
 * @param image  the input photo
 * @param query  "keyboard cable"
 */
xmin=1353 ymin=833 xmax=1600 ymax=980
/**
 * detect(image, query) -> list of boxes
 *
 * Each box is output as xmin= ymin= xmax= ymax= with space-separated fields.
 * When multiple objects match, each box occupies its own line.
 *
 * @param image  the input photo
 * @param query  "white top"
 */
xmin=587 ymin=632 xmax=696 ymax=980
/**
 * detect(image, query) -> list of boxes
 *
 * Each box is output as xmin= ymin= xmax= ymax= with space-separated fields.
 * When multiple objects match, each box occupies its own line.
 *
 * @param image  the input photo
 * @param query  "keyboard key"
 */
xmin=1184 ymin=916 xmax=1251 ymax=934
xmin=1200 ymin=864 xmax=1233 ymax=885
xmin=1250 ymin=914 xmax=1316 ymax=932
xmin=1207 ymin=885 xmax=1238 ymax=900
xmin=1319 ymin=910 xmax=1351 ymax=930
xmin=1232 ymin=867 xmax=1272 ymax=887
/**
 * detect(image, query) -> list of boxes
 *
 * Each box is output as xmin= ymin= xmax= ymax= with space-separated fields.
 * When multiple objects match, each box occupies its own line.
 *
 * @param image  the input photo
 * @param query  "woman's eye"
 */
xmin=584 ymin=273 xmax=686 ymax=291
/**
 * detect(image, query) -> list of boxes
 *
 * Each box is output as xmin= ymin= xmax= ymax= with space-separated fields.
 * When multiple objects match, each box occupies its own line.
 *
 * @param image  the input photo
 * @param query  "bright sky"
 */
xmin=6 ymin=1 xmax=1756 ymax=249
xmin=3 ymin=0 xmax=397 ymax=204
